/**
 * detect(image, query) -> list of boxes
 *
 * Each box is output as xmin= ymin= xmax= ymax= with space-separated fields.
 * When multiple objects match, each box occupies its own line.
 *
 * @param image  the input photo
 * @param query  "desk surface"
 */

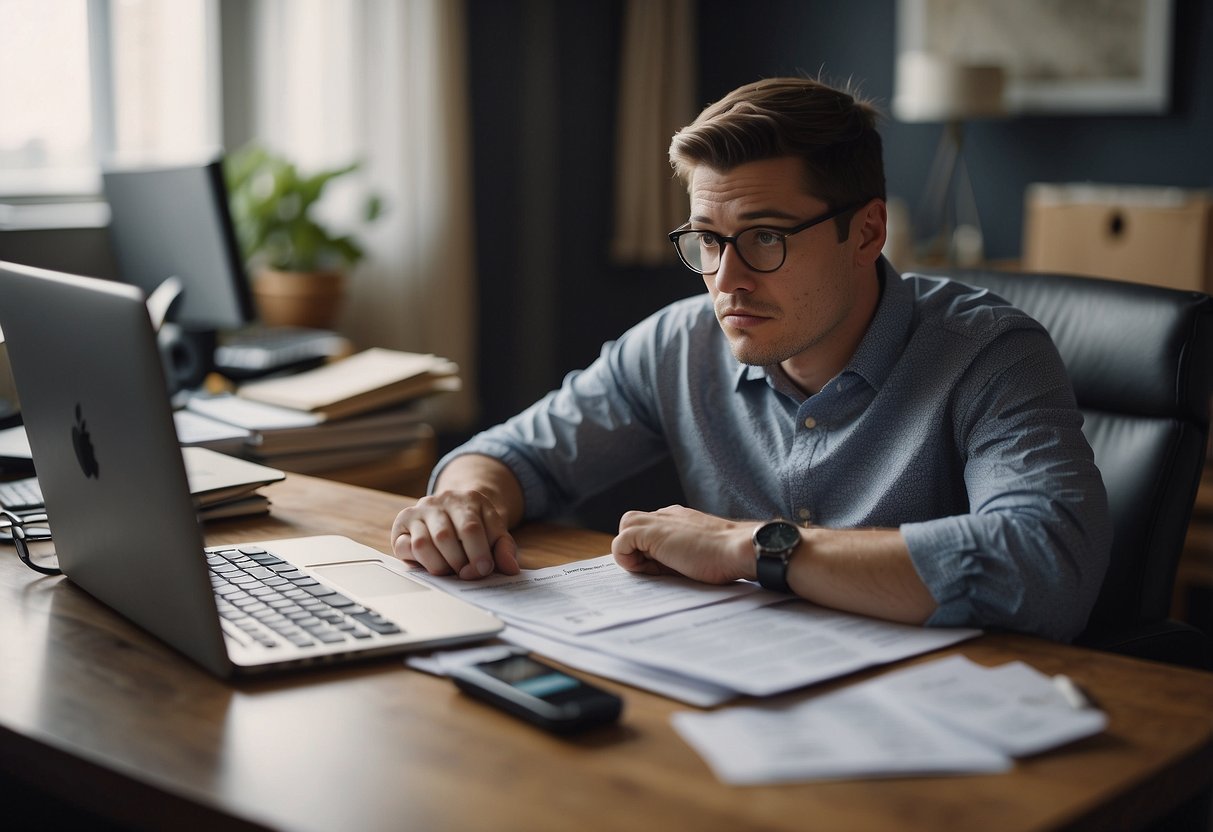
xmin=2 ymin=475 xmax=1211 ymax=832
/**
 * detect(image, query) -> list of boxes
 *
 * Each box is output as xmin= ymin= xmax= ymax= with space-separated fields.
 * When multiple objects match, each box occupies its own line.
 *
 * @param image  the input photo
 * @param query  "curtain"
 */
xmin=610 ymin=0 xmax=697 ymax=266
xmin=250 ymin=0 xmax=477 ymax=428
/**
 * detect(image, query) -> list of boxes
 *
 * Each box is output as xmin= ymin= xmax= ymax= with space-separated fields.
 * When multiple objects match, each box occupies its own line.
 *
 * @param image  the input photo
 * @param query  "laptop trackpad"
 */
xmin=312 ymin=562 xmax=428 ymax=598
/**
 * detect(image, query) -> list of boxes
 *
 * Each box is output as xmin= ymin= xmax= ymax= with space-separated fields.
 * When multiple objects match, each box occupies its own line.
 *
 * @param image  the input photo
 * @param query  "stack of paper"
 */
xmin=408 ymin=560 xmax=1106 ymax=783
xmin=179 ymin=348 xmax=457 ymax=475
xmin=183 ymin=446 xmax=285 ymax=521
xmin=671 ymin=655 xmax=1107 ymax=784
xmin=237 ymin=348 xmax=459 ymax=420
xmin=406 ymin=555 xmax=980 ymax=707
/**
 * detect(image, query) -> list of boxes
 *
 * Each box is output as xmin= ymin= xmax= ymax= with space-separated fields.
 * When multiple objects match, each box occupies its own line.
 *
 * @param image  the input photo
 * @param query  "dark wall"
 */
xmin=695 ymin=0 xmax=1213 ymax=261
xmin=464 ymin=0 xmax=1213 ymax=529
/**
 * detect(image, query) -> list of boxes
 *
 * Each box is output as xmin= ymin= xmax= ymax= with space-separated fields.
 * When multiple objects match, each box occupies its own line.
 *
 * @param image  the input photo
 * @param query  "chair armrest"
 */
xmin=1076 ymin=619 xmax=1213 ymax=671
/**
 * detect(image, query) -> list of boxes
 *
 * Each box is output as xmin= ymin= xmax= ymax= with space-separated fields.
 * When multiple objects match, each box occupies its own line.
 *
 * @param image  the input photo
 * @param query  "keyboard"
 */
xmin=214 ymin=327 xmax=348 ymax=380
xmin=208 ymin=544 xmax=401 ymax=650
xmin=0 ymin=476 xmax=43 ymax=510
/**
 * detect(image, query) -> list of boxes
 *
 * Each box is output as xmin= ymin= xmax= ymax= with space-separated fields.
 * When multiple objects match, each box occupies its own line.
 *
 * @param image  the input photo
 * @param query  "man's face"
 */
xmin=688 ymin=156 xmax=877 ymax=391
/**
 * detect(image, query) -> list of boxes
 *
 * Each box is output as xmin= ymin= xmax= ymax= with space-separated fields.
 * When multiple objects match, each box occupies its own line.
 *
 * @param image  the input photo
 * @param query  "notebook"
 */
xmin=0 ymin=261 xmax=502 ymax=677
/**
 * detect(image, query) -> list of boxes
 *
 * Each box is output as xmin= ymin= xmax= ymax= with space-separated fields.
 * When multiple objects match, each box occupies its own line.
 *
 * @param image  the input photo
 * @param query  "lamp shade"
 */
xmin=893 ymin=51 xmax=1006 ymax=122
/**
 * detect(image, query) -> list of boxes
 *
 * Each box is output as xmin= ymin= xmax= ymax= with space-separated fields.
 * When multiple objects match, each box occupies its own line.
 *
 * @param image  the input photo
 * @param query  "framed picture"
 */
xmin=895 ymin=0 xmax=1174 ymax=114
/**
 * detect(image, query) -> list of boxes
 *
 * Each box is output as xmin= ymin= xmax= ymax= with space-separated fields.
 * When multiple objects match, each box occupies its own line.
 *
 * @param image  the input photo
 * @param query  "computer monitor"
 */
xmin=102 ymin=157 xmax=346 ymax=392
xmin=102 ymin=158 xmax=255 ymax=333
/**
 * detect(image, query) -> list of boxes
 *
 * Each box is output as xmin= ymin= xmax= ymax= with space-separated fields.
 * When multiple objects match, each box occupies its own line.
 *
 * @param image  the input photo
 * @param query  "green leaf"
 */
xmin=223 ymin=142 xmax=382 ymax=272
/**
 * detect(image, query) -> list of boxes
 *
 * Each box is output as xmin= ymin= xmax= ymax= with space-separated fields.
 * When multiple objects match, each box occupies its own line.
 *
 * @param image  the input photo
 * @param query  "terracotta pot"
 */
xmin=252 ymin=268 xmax=346 ymax=329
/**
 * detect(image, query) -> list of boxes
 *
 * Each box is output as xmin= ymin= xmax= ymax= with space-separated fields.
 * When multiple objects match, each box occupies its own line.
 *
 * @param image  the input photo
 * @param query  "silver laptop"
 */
xmin=0 ymin=261 xmax=501 ymax=677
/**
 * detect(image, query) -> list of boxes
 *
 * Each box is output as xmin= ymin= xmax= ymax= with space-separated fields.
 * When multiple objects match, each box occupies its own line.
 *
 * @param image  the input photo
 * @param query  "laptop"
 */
xmin=0 ymin=261 xmax=502 ymax=677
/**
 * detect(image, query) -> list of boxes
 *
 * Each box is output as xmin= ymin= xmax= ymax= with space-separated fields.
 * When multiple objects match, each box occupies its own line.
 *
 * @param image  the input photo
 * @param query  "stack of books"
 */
xmin=180 ymin=348 xmax=458 ymax=479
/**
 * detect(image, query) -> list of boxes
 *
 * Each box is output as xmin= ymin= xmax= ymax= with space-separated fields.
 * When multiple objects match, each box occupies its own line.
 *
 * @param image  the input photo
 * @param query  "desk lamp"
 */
xmin=894 ymin=51 xmax=1006 ymax=266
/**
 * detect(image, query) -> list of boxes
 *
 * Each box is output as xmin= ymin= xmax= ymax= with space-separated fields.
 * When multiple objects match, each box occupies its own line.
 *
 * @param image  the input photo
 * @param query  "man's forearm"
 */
xmin=785 ymin=527 xmax=938 ymax=625
xmin=432 ymin=453 xmax=526 ymax=529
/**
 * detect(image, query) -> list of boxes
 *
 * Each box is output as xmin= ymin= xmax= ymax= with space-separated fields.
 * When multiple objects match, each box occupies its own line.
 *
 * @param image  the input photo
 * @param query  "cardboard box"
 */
xmin=1023 ymin=184 xmax=1213 ymax=292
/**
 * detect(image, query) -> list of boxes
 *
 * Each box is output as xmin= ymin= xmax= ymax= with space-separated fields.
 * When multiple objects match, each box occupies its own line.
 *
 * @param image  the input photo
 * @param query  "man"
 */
xmin=390 ymin=77 xmax=1109 ymax=642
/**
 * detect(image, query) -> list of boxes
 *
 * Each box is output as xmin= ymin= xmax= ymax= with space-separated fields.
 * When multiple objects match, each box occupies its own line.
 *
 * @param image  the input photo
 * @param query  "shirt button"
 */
xmin=797 ymin=508 xmax=812 ymax=523
xmin=803 ymin=417 xmax=817 ymax=429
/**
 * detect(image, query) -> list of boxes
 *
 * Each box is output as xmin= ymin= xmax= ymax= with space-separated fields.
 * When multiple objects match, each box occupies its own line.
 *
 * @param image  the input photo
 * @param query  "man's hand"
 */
xmin=391 ymin=454 xmax=526 ymax=580
xmin=612 ymin=505 xmax=937 ymax=625
xmin=391 ymin=490 xmax=520 ymax=580
xmin=610 ymin=505 xmax=755 ymax=584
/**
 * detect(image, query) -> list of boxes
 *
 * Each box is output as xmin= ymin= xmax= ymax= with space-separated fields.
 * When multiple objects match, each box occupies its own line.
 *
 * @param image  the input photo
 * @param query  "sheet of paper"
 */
xmin=173 ymin=409 xmax=253 ymax=446
xmin=185 ymin=392 xmax=324 ymax=430
xmin=407 ymin=554 xmax=761 ymax=635
xmin=871 ymin=655 xmax=1108 ymax=756
xmin=671 ymin=654 xmax=1108 ymax=785
xmin=405 ymin=643 xmax=526 ymax=676
xmin=672 ymin=684 xmax=1011 ymax=785
xmin=579 ymin=597 xmax=980 ymax=697
xmin=0 ymin=424 xmax=32 ymax=459
xmin=501 ymin=624 xmax=737 ymax=708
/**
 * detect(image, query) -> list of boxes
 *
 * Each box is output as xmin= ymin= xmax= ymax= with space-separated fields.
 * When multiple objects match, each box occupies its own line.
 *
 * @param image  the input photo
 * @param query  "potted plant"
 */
xmin=225 ymin=143 xmax=382 ymax=329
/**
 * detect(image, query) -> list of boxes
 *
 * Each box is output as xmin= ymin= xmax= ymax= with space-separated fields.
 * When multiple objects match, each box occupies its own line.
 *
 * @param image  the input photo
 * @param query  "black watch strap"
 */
xmin=755 ymin=551 xmax=793 ymax=593
xmin=753 ymin=520 xmax=800 ymax=593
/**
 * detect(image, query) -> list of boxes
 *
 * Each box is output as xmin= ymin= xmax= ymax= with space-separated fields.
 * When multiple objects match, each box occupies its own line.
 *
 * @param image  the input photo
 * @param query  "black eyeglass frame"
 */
xmin=668 ymin=202 xmax=865 ymax=275
xmin=1 ymin=508 xmax=61 ymax=576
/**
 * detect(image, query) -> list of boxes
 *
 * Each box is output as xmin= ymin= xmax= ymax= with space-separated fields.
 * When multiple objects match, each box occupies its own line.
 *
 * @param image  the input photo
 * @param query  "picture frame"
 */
xmin=895 ymin=0 xmax=1175 ymax=115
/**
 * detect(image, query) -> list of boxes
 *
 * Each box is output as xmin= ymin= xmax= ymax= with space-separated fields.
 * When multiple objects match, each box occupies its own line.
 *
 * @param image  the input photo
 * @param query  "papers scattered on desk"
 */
xmin=406 ymin=643 xmax=526 ymax=676
xmin=671 ymin=655 xmax=1107 ymax=785
xmin=575 ymin=596 xmax=975 ymax=697
xmin=407 ymin=554 xmax=760 ymax=635
xmin=409 ymin=555 xmax=979 ymax=705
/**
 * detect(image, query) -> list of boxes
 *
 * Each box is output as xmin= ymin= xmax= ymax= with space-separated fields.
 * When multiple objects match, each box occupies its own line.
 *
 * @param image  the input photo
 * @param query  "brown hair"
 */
xmin=669 ymin=77 xmax=885 ymax=238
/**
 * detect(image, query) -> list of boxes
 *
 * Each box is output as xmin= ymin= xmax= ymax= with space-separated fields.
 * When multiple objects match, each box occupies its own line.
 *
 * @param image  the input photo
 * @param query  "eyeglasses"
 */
xmin=1 ymin=508 xmax=61 ymax=576
xmin=668 ymin=203 xmax=862 ymax=275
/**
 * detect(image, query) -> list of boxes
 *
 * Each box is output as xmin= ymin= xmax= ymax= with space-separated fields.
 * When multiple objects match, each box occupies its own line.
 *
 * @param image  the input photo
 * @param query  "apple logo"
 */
xmin=71 ymin=403 xmax=100 ymax=478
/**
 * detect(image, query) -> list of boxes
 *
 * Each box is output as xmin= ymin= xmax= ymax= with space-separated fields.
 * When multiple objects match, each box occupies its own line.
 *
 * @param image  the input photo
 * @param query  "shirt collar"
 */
xmin=843 ymin=256 xmax=913 ymax=391
xmin=733 ymin=256 xmax=913 ymax=394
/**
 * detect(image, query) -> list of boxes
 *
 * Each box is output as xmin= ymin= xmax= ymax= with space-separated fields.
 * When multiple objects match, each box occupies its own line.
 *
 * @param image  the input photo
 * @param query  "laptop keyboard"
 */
xmin=208 ymin=545 xmax=402 ymax=649
xmin=0 ymin=476 xmax=44 ymax=511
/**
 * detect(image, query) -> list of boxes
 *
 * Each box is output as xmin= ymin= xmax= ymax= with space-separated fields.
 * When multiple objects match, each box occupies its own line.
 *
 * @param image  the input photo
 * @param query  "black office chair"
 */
xmin=934 ymin=267 xmax=1213 ymax=669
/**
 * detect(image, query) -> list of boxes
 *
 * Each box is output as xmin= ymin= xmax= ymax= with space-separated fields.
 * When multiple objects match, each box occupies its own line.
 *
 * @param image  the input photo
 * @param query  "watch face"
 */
xmin=755 ymin=521 xmax=800 ymax=552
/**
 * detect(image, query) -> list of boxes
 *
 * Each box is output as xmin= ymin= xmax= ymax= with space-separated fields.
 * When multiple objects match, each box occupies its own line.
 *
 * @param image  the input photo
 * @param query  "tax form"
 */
xmin=672 ymin=655 xmax=1106 ymax=784
xmin=411 ymin=555 xmax=979 ymax=700
xmin=576 ymin=598 xmax=978 ymax=696
xmin=407 ymin=554 xmax=760 ymax=634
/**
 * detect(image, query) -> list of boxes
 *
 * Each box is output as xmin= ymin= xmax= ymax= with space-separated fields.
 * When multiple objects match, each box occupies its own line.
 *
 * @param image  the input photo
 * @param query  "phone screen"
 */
xmin=477 ymin=655 xmax=583 ymax=700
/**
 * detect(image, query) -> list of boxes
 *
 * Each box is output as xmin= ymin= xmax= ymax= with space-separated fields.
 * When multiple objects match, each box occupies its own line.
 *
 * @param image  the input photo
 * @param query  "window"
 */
xmin=0 ymin=0 xmax=94 ymax=195
xmin=0 ymin=0 xmax=220 ymax=201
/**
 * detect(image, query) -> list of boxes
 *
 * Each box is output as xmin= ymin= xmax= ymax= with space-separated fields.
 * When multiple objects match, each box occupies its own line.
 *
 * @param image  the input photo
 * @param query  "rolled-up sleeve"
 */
xmin=429 ymin=320 xmax=670 ymax=520
xmin=902 ymin=328 xmax=1111 ymax=641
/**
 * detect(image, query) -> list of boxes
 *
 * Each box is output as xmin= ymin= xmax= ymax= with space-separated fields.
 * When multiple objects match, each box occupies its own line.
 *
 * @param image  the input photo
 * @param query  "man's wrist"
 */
xmin=752 ymin=520 xmax=802 ymax=592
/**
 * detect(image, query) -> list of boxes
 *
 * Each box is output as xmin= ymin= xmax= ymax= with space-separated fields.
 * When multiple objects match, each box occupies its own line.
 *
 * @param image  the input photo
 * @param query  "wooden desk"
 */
xmin=2 ymin=475 xmax=1211 ymax=832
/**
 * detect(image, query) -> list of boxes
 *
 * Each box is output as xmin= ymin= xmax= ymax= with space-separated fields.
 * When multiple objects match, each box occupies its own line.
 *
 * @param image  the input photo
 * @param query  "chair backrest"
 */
xmin=932 ymin=268 xmax=1213 ymax=640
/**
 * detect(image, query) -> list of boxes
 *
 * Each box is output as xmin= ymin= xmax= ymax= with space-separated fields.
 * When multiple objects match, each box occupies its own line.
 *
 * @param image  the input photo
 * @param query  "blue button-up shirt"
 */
xmin=434 ymin=261 xmax=1111 ymax=641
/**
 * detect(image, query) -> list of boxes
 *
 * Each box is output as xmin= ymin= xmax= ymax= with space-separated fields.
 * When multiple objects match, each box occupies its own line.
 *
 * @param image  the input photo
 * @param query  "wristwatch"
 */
xmin=752 ymin=520 xmax=801 ymax=593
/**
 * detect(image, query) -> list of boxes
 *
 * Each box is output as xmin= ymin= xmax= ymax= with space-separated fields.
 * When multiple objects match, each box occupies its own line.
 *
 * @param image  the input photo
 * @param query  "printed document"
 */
xmin=672 ymin=655 xmax=1106 ymax=784
xmin=413 ymin=556 xmax=978 ymax=698
xmin=871 ymin=655 xmax=1108 ymax=756
xmin=407 ymin=554 xmax=760 ymax=635
xmin=577 ymin=597 xmax=979 ymax=696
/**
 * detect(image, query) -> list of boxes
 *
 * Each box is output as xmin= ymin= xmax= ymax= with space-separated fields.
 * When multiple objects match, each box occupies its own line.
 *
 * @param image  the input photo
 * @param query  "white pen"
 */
xmin=1052 ymin=674 xmax=1095 ymax=710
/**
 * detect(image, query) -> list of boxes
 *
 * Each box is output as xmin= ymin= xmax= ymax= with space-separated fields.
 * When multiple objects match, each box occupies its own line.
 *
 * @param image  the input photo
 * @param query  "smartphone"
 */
xmin=449 ymin=653 xmax=623 ymax=734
